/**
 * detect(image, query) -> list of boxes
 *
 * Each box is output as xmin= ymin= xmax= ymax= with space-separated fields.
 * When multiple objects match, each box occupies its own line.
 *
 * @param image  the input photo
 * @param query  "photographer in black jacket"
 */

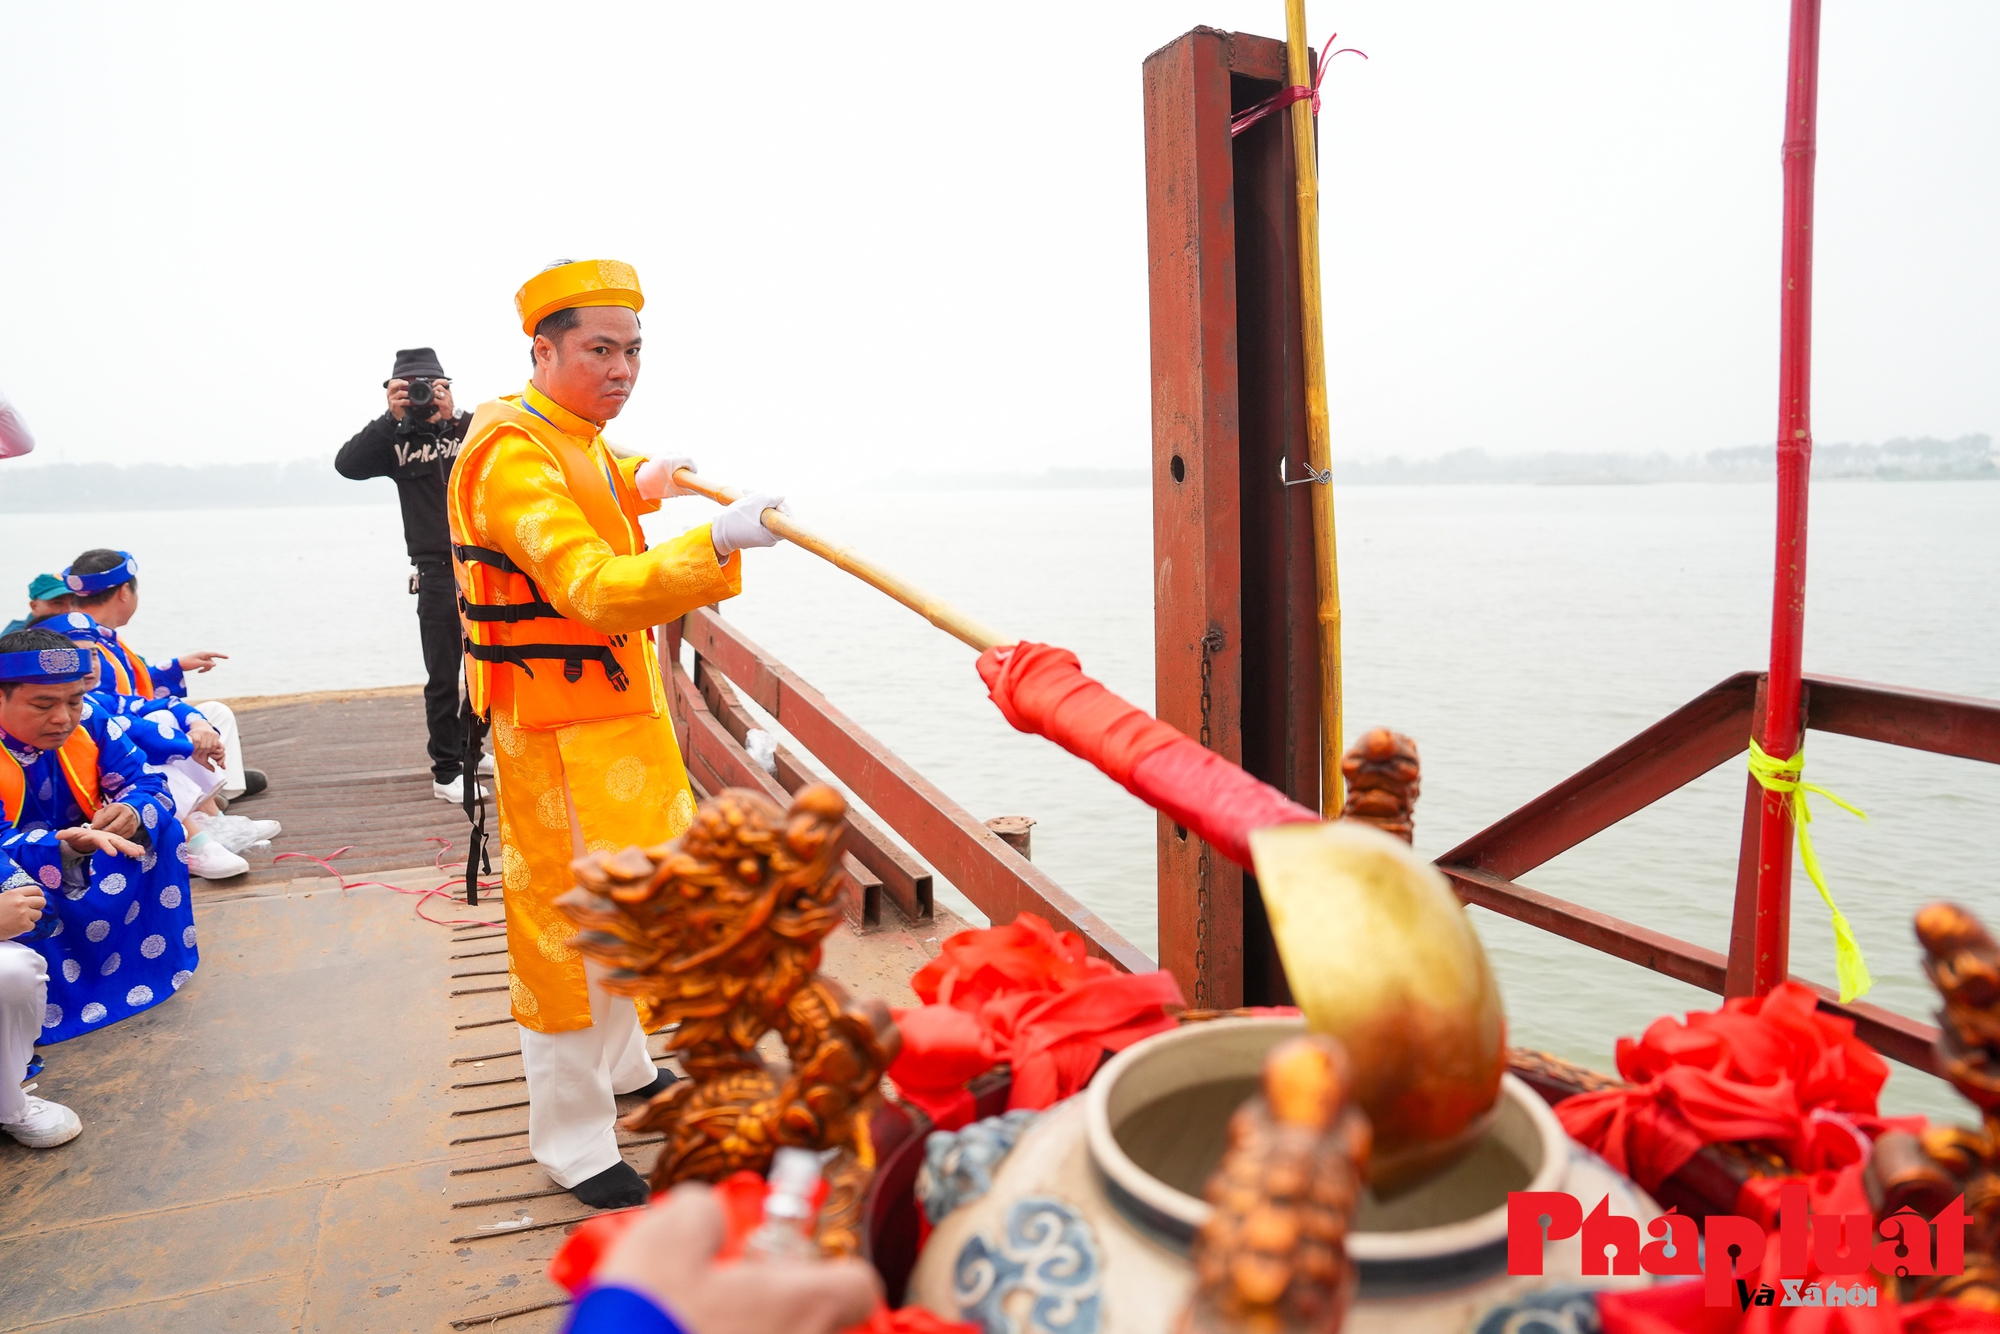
xmin=335 ymin=348 xmax=485 ymax=802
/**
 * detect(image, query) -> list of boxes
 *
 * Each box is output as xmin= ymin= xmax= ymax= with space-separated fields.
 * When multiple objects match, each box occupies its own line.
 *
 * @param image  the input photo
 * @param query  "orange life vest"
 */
xmin=92 ymin=634 xmax=154 ymax=698
xmin=0 ymin=728 xmax=101 ymax=826
xmin=446 ymin=393 xmax=656 ymax=732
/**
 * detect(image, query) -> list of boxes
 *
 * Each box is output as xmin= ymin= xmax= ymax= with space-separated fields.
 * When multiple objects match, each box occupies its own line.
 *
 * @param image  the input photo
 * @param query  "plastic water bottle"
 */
xmin=746 ymin=1147 xmax=822 ymax=1262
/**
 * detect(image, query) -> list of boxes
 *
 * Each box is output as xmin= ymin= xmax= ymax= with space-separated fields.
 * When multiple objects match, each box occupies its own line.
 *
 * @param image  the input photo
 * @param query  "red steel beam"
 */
xmin=694 ymin=654 xmax=934 ymax=922
xmin=1438 ymin=672 xmax=1760 ymax=880
xmin=1442 ymin=864 xmax=1939 ymax=1075
xmin=681 ymin=608 xmax=1154 ymax=975
xmin=1803 ymin=675 xmax=2000 ymax=764
xmin=1143 ymin=28 xmax=1250 ymax=1010
xmin=672 ymin=662 xmax=882 ymax=928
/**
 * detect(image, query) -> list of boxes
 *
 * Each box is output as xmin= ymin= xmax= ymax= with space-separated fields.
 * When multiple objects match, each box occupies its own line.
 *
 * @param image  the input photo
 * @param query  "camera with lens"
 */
xmin=398 ymin=377 xmax=439 ymax=438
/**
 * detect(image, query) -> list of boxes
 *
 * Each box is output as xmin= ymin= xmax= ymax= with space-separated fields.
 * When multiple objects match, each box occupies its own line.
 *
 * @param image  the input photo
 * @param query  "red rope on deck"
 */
xmin=273 ymin=842 xmax=499 ymax=927
xmin=976 ymin=642 xmax=1316 ymax=869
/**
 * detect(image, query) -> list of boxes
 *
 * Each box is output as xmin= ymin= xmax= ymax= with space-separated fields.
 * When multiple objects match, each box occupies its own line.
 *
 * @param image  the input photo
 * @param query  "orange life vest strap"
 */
xmin=58 ymin=730 xmax=101 ymax=818
xmin=0 ymin=730 xmax=101 ymax=825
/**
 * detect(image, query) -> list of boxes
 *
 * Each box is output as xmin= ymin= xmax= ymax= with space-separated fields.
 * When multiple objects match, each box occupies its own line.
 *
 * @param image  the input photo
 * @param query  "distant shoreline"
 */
xmin=2 ymin=435 xmax=1990 ymax=511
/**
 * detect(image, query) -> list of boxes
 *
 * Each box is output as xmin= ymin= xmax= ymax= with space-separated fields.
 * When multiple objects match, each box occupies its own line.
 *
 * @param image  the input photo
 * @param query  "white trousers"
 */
xmin=0 ymin=941 xmax=49 ymax=1125
xmin=192 ymin=700 xmax=248 ymax=800
xmin=163 ymin=757 xmax=227 ymax=820
xmin=519 ymin=958 xmax=657 ymax=1188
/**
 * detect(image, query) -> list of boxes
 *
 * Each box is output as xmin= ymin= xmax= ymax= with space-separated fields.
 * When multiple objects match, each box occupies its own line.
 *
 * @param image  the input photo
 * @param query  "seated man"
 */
xmin=0 ymin=628 xmax=199 ymax=1051
xmin=62 ymin=548 xmax=266 ymax=806
xmin=41 ymin=612 xmax=272 ymax=878
xmin=1 ymin=573 xmax=72 ymax=637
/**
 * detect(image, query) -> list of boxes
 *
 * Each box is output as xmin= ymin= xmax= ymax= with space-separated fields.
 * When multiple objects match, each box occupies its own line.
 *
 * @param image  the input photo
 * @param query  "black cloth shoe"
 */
xmin=622 ymin=1067 xmax=680 ymax=1100
xmin=571 ymin=1161 xmax=649 ymax=1210
xmin=240 ymin=768 xmax=269 ymax=798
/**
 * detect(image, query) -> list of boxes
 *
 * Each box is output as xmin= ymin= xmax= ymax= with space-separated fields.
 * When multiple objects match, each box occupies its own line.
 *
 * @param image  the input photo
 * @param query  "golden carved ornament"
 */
xmin=1865 ymin=902 xmax=2000 ymax=1308
xmin=1339 ymin=728 xmax=1420 ymax=843
xmin=1180 ymin=1034 xmax=1370 ymax=1334
xmin=555 ymin=784 xmax=901 ymax=1257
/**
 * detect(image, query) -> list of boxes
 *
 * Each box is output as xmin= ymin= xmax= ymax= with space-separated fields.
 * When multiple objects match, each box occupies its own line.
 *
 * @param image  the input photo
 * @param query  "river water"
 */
xmin=6 ymin=479 xmax=1995 ymax=1119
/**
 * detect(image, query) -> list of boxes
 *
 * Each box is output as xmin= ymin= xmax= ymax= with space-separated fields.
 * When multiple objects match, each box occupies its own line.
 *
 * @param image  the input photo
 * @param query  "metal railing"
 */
xmin=667 ymin=606 xmax=1998 ymax=1074
xmin=665 ymin=608 xmax=1153 ymax=975
xmin=1437 ymin=671 xmax=2000 ymax=1074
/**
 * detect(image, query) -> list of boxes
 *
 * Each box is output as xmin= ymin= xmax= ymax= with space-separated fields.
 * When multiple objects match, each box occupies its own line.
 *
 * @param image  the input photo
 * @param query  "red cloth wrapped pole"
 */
xmin=976 ymin=642 xmax=1318 ymax=869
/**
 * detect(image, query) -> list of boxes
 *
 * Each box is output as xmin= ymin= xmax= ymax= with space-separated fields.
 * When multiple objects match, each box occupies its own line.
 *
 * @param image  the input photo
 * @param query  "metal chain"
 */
xmin=1191 ymin=627 xmax=1225 ymax=1006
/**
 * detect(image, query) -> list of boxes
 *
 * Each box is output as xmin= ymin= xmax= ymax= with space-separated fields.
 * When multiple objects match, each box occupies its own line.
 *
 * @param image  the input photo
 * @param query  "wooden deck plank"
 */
xmin=223 ymin=691 xmax=485 ymax=890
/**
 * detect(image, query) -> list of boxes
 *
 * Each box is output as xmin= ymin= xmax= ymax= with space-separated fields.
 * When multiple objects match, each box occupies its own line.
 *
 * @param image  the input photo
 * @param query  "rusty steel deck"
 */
xmin=1 ymin=691 xmax=955 ymax=1331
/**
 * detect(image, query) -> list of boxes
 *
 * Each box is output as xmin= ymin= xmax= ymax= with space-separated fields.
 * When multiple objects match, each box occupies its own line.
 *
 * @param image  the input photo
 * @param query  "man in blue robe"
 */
xmin=1 ymin=573 xmax=72 ymax=637
xmin=0 ymin=628 xmax=200 ymax=1057
xmin=62 ymin=550 xmax=270 ymax=877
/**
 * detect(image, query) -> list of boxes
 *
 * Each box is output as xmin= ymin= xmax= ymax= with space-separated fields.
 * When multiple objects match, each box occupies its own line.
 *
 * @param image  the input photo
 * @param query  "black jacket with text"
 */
xmin=335 ymin=410 xmax=472 ymax=562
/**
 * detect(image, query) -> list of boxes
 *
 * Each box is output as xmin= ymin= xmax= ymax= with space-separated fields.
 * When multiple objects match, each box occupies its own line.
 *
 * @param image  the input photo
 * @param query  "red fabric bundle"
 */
xmin=1556 ymin=982 xmax=1919 ymax=1193
xmin=550 ymin=1175 xmax=971 ymax=1334
xmin=847 ymin=1307 xmax=983 ymax=1334
xmin=549 ymin=1171 xmax=772 ymax=1295
xmin=891 ymin=914 xmax=1186 ymax=1129
xmin=976 ymin=643 xmax=1316 ymax=869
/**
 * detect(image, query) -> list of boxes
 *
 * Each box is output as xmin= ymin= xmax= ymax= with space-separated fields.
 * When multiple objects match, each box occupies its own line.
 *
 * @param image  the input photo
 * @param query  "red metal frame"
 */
xmin=1142 ymin=27 xmax=1324 ymax=1010
xmin=1437 ymin=669 xmax=2000 ymax=1075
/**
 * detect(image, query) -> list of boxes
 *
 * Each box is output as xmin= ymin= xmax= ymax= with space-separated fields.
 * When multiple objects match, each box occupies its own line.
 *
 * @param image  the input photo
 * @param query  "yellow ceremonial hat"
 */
xmin=515 ymin=259 xmax=645 ymax=336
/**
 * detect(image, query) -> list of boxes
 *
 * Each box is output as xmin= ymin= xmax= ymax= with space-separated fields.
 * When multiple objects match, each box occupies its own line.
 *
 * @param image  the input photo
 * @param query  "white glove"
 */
xmin=709 ymin=493 xmax=789 ymax=560
xmin=634 ymin=456 xmax=698 ymax=500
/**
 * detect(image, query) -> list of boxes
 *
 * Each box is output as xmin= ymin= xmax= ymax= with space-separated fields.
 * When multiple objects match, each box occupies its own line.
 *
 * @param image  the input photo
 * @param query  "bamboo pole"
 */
xmin=1746 ymin=0 xmax=1824 ymax=995
xmin=1284 ymin=0 xmax=1345 ymax=816
xmin=668 ymin=467 xmax=1009 ymax=654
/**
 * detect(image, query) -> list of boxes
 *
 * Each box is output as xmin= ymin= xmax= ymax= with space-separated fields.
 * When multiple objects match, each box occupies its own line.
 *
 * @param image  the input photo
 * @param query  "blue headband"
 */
xmin=42 ymin=611 xmax=110 ymax=644
xmin=0 ymin=644 xmax=92 ymax=685
xmin=63 ymin=552 xmax=138 ymax=596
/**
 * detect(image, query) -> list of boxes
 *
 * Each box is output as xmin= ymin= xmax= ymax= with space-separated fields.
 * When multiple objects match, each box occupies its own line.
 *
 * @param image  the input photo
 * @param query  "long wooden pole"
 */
xmin=1284 ymin=0 xmax=1345 ymax=816
xmin=667 ymin=467 xmax=1008 ymax=654
xmin=1748 ymin=0 xmax=1823 ymax=994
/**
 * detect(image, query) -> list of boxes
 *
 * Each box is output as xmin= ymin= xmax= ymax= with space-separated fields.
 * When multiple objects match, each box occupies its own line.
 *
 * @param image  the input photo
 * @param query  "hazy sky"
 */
xmin=2 ymin=2 xmax=1993 ymax=483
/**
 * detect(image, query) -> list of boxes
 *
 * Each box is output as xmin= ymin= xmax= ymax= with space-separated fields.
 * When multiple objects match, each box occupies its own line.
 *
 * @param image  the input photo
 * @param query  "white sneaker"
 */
xmin=185 ymin=832 xmax=249 ymax=880
xmin=3 ymin=1090 xmax=83 ymax=1148
xmin=477 ymin=752 xmax=496 ymax=776
xmin=433 ymin=776 xmax=489 ymax=803
xmin=190 ymin=812 xmax=282 ymax=854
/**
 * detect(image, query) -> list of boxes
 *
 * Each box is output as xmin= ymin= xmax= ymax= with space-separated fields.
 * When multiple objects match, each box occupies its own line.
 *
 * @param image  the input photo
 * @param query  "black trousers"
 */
xmin=414 ymin=561 xmax=466 ymax=783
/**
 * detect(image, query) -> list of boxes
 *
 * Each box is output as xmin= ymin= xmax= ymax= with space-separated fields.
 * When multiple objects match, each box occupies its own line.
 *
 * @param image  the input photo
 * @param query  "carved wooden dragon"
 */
xmin=555 ymin=784 xmax=900 ymax=1256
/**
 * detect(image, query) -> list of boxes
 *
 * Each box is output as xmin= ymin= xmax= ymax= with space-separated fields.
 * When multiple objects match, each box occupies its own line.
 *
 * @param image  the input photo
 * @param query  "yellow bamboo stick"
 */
xmin=1285 ymin=0 xmax=1346 ymax=816
xmin=668 ymin=467 xmax=1009 ymax=654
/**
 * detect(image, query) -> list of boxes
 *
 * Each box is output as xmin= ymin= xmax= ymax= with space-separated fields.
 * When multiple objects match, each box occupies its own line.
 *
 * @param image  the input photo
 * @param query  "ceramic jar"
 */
xmin=909 ymin=1017 xmax=1658 ymax=1334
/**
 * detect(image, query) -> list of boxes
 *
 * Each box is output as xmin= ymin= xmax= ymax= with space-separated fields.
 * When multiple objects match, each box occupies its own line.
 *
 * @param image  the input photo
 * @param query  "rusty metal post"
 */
xmin=1144 ymin=28 xmax=1322 ymax=1008
xmin=984 ymin=817 xmax=1035 ymax=859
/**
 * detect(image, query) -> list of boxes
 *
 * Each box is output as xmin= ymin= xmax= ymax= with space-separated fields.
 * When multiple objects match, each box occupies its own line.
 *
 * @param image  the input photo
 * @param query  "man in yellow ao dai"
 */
xmin=446 ymin=258 xmax=788 ymax=1209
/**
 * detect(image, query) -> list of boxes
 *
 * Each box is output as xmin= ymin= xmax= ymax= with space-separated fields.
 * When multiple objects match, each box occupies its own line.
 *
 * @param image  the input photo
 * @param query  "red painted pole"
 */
xmin=1747 ymin=0 xmax=1823 ymax=995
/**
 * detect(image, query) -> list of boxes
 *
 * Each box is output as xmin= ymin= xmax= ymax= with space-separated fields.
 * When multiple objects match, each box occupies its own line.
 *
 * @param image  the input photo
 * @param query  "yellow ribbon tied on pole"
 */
xmin=1746 ymin=738 xmax=1872 ymax=1003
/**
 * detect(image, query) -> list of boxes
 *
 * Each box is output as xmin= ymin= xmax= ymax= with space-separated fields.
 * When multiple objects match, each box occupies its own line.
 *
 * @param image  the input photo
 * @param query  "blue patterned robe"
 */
xmin=99 ymin=624 xmax=187 ymax=700
xmin=1 ymin=703 xmax=198 ymax=1044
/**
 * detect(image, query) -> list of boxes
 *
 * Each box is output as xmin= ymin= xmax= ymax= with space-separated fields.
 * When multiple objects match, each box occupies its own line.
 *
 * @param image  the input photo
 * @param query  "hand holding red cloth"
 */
xmin=976 ymin=643 xmax=1316 ymax=870
xmin=892 ymin=914 xmax=1186 ymax=1129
